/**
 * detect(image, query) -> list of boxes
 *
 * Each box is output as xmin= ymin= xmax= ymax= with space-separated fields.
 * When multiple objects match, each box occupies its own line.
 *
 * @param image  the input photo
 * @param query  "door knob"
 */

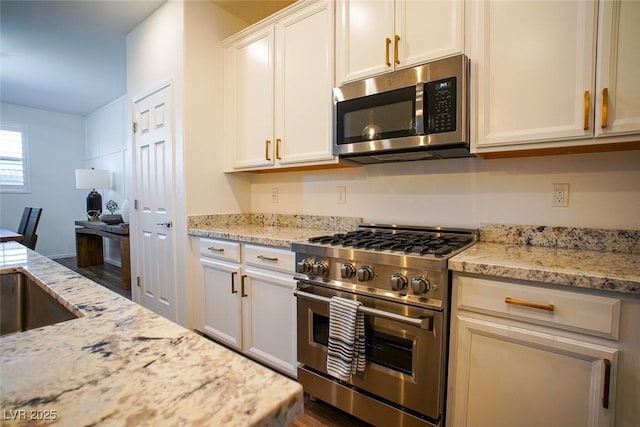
xmin=155 ymin=220 xmax=172 ymax=228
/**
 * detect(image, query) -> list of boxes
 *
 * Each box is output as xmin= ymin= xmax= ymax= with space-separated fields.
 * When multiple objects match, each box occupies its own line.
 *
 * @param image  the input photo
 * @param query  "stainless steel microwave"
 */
xmin=333 ymin=54 xmax=470 ymax=164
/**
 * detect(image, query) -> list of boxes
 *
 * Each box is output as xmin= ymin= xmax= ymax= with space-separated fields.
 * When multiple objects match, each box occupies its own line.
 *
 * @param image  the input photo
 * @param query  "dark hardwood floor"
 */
xmin=54 ymin=257 xmax=370 ymax=426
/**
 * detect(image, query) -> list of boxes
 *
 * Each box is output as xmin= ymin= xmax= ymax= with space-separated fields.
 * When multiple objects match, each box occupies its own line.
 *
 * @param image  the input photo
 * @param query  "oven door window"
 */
xmin=336 ymin=86 xmax=417 ymax=145
xmin=312 ymin=313 xmax=413 ymax=375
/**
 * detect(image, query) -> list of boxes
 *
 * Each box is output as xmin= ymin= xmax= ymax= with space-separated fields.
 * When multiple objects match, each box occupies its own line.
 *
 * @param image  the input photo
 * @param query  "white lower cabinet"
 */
xmin=447 ymin=274 xmax=626 ymax=427
xmin=195 ymin=237 xmax=297 ymax=377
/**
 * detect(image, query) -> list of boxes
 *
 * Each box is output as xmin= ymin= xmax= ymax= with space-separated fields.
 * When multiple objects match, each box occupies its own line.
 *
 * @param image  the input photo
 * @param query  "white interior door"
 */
xmin=132 ymin=82 xmax=177 ymax=321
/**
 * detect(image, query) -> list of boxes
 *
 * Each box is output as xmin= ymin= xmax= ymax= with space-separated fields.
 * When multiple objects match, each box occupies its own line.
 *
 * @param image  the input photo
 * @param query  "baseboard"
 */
xmin=48 ymin=253 xmax=76 ymax=260
xmin=105 ymin=257 xmax=122 ymax=268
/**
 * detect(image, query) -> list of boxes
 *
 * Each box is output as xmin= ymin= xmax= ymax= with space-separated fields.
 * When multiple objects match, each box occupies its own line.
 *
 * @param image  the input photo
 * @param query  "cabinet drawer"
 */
xmin=456 ymin=275 xmax=621 ymax=339
xmin=198 ymin=238 xmax=241 ymax=263
xmin=244 ymin=244 xmax=294 ymax=273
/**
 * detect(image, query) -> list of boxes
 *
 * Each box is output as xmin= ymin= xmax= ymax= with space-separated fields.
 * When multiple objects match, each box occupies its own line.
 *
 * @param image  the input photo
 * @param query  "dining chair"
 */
xmin=18 ymin=207 xmax=43 ymax=250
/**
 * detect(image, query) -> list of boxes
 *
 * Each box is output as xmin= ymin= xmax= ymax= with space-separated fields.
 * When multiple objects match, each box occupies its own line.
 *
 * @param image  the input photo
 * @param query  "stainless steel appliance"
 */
xmin=333 ymin=54 xmax=470 ymax=164
xmin=293 ymin=224 xmax=477 ymax=427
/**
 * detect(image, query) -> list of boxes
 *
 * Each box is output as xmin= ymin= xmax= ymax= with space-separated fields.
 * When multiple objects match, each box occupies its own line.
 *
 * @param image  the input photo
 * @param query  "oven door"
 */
xmin=295 ymin=282 xmax=444 ymax=420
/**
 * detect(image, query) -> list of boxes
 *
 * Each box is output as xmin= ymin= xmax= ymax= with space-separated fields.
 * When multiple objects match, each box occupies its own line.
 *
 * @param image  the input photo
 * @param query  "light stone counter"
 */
xmin=449 ymin=224 xmax=640 ymax=296
xmin=0 ymin=242 xmax=302 ymax=426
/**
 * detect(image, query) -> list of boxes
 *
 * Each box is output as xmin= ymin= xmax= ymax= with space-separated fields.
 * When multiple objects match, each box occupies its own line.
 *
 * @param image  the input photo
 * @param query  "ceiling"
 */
xmin=0 ymin=0 xmax=294 ymax=117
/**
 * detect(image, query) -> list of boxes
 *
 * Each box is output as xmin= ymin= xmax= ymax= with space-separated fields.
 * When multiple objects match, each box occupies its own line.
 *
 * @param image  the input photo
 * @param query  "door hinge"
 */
xmin=134 ymin=199 xmax=138 ymax=210
xmin=133 ymin=122 xmax=138 ymax=133
xmin=136 ymin=276 xmax=141 ymax=288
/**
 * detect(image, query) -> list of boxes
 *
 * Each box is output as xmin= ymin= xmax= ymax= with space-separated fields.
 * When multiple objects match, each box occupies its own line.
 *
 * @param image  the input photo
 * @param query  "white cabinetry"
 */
xmin=195 ymin=237 xmax=297 ymax=377
xmin=224 ymin=0 xmax=336 ymax=171
xmin=336 ymin=0 xmax=463 ymax=84
xmin=448 ymin=274 xmax=622 ymax=427
xmin=469 ymin=0 xmax=640 ymax=156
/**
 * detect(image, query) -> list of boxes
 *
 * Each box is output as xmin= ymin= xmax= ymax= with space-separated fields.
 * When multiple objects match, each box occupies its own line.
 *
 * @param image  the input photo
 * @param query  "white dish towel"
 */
xmin=326 ymin=296 xmax=366 ymax=380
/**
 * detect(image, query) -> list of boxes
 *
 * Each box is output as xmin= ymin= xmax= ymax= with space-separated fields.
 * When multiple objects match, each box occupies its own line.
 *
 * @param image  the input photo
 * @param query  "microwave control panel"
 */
xmin=426 ymin=77 xmax=457 ymax=134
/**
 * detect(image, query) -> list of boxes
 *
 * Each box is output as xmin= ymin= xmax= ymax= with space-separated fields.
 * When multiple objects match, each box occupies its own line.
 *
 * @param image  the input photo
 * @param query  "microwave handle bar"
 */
xmin=294 ymin=289 xmax=432 ymax=330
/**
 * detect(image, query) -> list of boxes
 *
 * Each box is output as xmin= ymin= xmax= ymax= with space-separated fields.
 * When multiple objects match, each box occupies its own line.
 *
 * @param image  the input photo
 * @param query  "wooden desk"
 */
xmin=74 ymin=220 xmax=130 ymax=290
xmin=0 ymin=228 xmax=23 ymax=243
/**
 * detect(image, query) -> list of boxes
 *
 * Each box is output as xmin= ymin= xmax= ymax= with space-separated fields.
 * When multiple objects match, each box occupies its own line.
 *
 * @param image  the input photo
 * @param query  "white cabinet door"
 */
xmin=275 ymin=0 xmax=334 ymax=165
xmin=337 ymin=0 xmax=394 ymax=83
xmin=471 ymin=0 xmax=597 ymax=149
xmin=242 ymin=267 xmax=297 ymax=377
xmin=197 ymin=257 xmax=243 ymax=351
xmin=395 ymin=0 xmax=463 ymax=69
xmin=225 ymin=27 xmax=275 ymax=169
xmin=449 ymin=315 xmax=617 ymax=427
xmin=595 ymin=0 xmax=640 ymax=138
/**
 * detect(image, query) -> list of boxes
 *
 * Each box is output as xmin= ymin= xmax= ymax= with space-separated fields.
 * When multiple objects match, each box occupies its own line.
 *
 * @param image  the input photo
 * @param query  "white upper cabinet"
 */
xmin=595 ymin=0 xmax=640 ymax=138
xmin=469 ymin=0 xmax=640 ymax=155
xmin=224 ymin=0 xmax=337 ymax=171
xmin=336 ymin=0 xmax=463 ymax=84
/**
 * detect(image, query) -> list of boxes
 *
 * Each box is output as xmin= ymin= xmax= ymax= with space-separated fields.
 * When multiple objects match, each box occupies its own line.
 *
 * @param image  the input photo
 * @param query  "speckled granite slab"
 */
xmin=0 ymin=242 xmax=302 ymax=426
xmin=449 ymin=224 xmax=640 ymax=296
xmin=188 ymin=214 xmax=363 ymax=248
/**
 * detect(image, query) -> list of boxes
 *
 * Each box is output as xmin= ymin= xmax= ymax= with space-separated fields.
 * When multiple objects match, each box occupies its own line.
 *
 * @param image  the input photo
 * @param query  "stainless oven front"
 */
xmin=295 ymin=281 xmax=445 ymax=424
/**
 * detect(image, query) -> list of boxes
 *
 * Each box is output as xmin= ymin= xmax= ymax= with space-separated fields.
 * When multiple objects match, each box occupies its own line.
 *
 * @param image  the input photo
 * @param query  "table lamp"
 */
xmin=75 ymin=168 xmax=110 ymax=221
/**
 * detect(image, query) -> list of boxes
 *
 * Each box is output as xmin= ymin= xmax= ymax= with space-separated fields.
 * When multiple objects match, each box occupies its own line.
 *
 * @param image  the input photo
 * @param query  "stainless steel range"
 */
xmin=292 ymin=224 xmax=477 ymax=427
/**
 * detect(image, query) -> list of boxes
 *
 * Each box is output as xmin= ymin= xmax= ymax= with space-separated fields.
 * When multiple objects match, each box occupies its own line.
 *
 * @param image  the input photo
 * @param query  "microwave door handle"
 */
xmin=415 ymin=82 xmax=425 ymax=135
xmin=294 ymin=290 xmax=432 ymax=330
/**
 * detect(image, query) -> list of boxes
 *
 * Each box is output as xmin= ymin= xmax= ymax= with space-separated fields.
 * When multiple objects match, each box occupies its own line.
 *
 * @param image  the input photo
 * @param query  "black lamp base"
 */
xmin=86 ymin=190 xmax=102 ymax=221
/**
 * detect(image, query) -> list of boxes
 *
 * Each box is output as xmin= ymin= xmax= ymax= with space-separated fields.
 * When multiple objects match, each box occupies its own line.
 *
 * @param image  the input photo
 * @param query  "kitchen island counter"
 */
xmin=449 ymin=224 xmax=640 ymax=296
xmin=0 ymin=242 xmax=302 ymax=426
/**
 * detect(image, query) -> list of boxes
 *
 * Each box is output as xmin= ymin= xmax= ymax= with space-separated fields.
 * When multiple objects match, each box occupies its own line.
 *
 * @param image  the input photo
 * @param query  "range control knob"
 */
xmin=411 ymin=276 xmax=431 ymax=295
xmin=340 ymin=263 xmax=356 ymax=279
xmin=296 ymin=258 xmax=313 ymax=274
xmin=311 ymin=261 xmax=329 ymax=277
xmin=390 ymin=273 xmax=408 ymax=291
xmin=357 ymin=265 xmax=374 ymax=282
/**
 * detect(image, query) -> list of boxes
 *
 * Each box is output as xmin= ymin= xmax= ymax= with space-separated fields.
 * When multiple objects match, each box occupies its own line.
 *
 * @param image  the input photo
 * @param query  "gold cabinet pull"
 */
xmin=231 ymin=271 xmax=238 ymax=294
xmin=394 ymin=35 xmax=400 ymax=65
xmin=265 ymin=140 xmax=271 ymax=161
xmin=207 ymin=247 xmax=224 ymax=252
xmin=505 ymin=296 xmax=554 ymax=312
xmin=257 ymin=255 xmax=278 ymax=262
xmin=241 ymin=274 xmax=248 ymax=298
xmin=276 ymin=138 xmax=282 ymax=160
xmin=602 ymin=358 xmax=611 ymax=409
xmin=583 ymin=90 xmax=591 ymax=130
xmin=601 ymin=88 xmax=609 ymax=129
xmin=385 ymin=37 xmax=391 ymax=66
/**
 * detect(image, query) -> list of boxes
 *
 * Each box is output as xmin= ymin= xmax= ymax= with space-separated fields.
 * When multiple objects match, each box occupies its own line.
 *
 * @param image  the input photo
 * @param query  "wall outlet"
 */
xmin=551 ymin=183 xmax=569 ymax=207
xmin=337 ymin=186 xmax=346 ymax=204
xmin=271 ymin=187 xmax=279 ymax=203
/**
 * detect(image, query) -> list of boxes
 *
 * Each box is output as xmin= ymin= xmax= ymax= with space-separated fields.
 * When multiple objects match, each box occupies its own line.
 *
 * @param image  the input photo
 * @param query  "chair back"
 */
xmin=19 ymin=207 xmax=43 ymax=250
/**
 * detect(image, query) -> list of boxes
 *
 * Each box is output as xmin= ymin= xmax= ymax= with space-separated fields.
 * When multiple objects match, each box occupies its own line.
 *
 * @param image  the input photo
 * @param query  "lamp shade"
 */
xmin=75 ymin=169 xmax=109 ymax=190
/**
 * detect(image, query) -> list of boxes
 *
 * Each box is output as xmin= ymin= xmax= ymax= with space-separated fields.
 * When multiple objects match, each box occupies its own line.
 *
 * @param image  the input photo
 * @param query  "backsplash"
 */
xmin=188 ymin=214 xmax=362 ymax=232
xmin=480 ymin=223 xmax=640 ymax=254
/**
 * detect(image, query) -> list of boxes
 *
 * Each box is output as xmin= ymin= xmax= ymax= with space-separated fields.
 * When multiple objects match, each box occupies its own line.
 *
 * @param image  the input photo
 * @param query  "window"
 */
xmin=0 ymin=127 xmax=30 ymax=193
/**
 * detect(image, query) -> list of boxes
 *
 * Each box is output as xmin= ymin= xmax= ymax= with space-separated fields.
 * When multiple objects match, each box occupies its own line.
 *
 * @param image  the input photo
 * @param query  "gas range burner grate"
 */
xmin=308 ymin=228 xmax=475 ymax=257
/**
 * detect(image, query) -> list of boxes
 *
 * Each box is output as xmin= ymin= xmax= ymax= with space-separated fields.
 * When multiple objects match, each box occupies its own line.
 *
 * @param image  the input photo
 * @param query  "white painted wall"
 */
xmin=0 ymin=103 xmax=86 ymax=257
xmin=250 ymin=150 xmax=640 ymax=230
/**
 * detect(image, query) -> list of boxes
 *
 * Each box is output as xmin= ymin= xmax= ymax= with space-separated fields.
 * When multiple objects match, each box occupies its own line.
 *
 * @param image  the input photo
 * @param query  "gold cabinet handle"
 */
xmin=231 ymin=271 xmax=238 ymax=294
xmin=207 ymin=247 xmax=224 ymax=252
xmin=583 ymin=90 xmax=591 ymax=130
xmin=505 ymin=296 xmax=555 ymax=312
xmin=257 ymin=255 xmax=278 ymax=262
xmin=265 ymin=140 xmax=271 ymax=161
xmin=602 ymin=358 xmax=611 ymax=409
xmin=385 ymin=37 xmax=391 ymax=66
xmin=276 ymin=138 xmax=282 ymax=160
xmin=394 ymin=34 xmax=400 ymax=65
xmin=241 ymin=274 xmax=248 ymax=298
xmin=601 ymin=88 xmax=609 ymax=129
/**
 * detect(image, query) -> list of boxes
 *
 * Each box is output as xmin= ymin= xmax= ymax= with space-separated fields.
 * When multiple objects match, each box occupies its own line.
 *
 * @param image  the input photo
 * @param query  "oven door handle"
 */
xmin=294 ymin=290 xmax=432 ymax=330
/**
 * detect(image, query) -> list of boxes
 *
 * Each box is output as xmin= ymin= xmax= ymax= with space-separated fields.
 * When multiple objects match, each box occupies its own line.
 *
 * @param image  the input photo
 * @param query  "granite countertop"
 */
xmin=449 ymin=224 xmax=640 ymax=296
xmin=0 ymin=242 xmax=302 ymax=426
xmin=187 ymin=213 xmax=363 ymax=248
